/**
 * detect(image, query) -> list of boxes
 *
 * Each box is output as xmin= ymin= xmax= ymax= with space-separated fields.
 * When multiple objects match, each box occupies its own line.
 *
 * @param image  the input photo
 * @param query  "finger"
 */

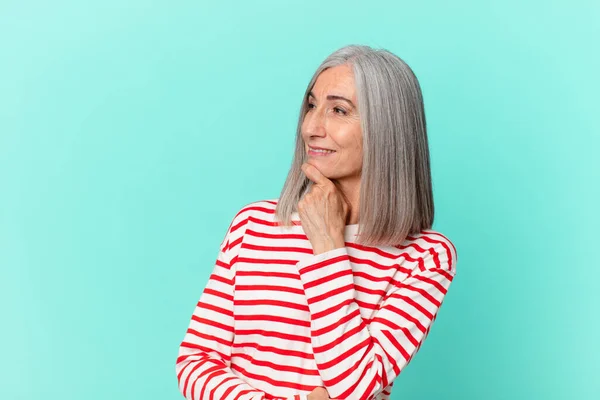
xmin=301 ymin=163 xmax=331 ymax=187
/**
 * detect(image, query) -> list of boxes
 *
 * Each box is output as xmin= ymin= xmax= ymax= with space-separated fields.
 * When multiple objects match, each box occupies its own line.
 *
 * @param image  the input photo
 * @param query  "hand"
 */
xmin=306 ymin=386 xmax=343 ymax=400
xmin=299 ymin=163 xmax=349 ymax=255
xmin=307 ymin=387 xmax=329 ymax=400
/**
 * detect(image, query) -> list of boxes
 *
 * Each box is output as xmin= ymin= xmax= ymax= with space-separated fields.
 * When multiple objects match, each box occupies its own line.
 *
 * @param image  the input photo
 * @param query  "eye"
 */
xmin=306 ymin=103 xmax=347 ymax=115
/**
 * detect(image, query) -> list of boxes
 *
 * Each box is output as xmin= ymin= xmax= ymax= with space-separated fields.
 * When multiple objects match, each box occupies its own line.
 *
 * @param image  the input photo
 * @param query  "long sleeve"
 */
xmin=175 ymin=213 xmax=307 ymax=400
xmin=296 ymin=237 xmax=457 ymax=400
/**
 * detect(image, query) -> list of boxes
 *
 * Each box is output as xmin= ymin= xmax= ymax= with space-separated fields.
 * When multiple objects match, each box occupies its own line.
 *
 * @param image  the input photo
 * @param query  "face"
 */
xmin=301 ymin=64 xmax=363 ymax=182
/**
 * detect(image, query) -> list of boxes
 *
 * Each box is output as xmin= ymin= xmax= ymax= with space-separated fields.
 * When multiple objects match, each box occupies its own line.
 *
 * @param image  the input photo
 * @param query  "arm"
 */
xmin=296 ymin=236 xmax=457 ymax=400
xmin=175 ymin=213 xmax=307 ymax=400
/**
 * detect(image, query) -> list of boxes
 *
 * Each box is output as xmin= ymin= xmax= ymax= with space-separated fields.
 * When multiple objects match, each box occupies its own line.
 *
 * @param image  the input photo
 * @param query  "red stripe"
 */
xmin=232 ymin=352 xmax=319 ymax=375
xmin=234 ymin=329 xmax=311 ymax=343
xmin=188 ymin=363 xmax=219 ymax=399
xmin=231 ymin=363 xmax=316 ymax=392
xmin=312 ymin=298 xmax=354 ymax=320
xmin=235 ymin=388 xmax=261 ymax=399
xmin=395 ymin=282 xmax=442 ymax=308
xmin=220 ymin=378 xmax=241 ymax=399
xmin=361 ymin=365 xmax=381 ymax=400
xmin=187 ymin=328 xmax=232 ymax=348
xmin=246 ymin=228 xmax=307 ymax=240
xmin=236 ymin=314 xmax=310 ymax=327
xmin=225 ymin=235 xmax=244 ymax=254
xmin=386 ymin=293 xmax=434 ymax=320
xmin=353 ymin=283 xmax=386 ymax=296
xmin=412 ymin=233 xmax=455 ymax=269
xmin=369 ymin=317 xmax=418 ymax=347
xmin=207 ymin=273 xmax=234 ymax=286
xmin=234 ymin=298 xmax=309 ymax=312
xmin=176 ymin=350 xmax=206 ymax=369
xmin=382 ymin=329 xmax=411 ymax=362
xmin=177 ymin=353 xmax=205 ymax=382
xmin=232 ymin=341 xmax=314 ymax=360
xmin=180 ymin=341 xmax=231 ymax=362
xmin=243 ymin=242 xmax=313 ymax=254
xmin=210 ymin=375 xmax=236 ymax=400
xmin=298 ymin=253 xmax=350 ymax=275
xmin=353 ymin=270 xmax=398 ymax=284
xmin=427 ymin=246 xmax=442 ymax=269
xmin=384 ymin=304 xmax=427 ymax=333
xmin=237 ymin=270 xmax=300 ymax=280
xmin=306 ymin=283 xmax=354 ymax=305
xmin=317 ymin=336 xmax=370 ymax=371
xmin=200 ymin=369 xmax=226 ymax=399
xmin=313 ymin=322 xmax=363 ymax=353
xmin=355 ymin=298 xmax=378 ymax=310
xmin=237 ymin=257 xmax=298 ymax=266
xmin=303 ymin=268 xmax=353 ymax=289
xmin=191 ymin=316 xmax=234 ymax=334
xmin=349 ymin=252 xmax=422 ymax=273
xmin=235 ymin=284 xmax=304 ymax=295
xmin=196 ymin=301 xmax=233 ymax=318
xmin=327 ymin=345 xmax=376 ymax=391
xmin=313 ymin=307 xmax=362 ymax=336
xmin=413 ymin=273 xmax=448 ymax=294
xmin=204 ymin=288 xmax=233 ymax=302
xmin=373 ymin=336 xmax=400 ymax=378
xmin=434 ymin=267 xmax=455 ymax=281
xmin=230 ymin=217 xmax=249 ymax=236
xmin=347 ymin=241 xmax=411 ymax=260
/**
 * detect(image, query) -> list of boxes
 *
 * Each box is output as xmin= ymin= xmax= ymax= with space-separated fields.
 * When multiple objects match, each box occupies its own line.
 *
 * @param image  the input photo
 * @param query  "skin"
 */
xmin=299 ymin=63 xmax=363 ymax=400
xmin=307 ymin=387 xmax=334 ymax=400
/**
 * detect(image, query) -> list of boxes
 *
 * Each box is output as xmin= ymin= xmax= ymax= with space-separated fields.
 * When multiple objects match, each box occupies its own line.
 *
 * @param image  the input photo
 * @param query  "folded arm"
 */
xmin=296 ymin=237 xmax=457 ymax=400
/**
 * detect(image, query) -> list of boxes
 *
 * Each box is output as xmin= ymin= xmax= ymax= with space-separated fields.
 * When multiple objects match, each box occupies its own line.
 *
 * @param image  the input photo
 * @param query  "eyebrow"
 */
xmin=308 ymin=91 xmax=355 ymax=108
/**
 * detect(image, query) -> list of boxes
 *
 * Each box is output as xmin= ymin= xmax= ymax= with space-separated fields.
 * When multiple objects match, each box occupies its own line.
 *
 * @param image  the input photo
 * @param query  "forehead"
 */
xmin=312 ymin=65 xmax=356 ymax=97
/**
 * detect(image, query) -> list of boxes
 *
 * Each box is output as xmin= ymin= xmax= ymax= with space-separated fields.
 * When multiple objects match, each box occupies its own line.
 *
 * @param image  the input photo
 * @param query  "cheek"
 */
xmin=353 ymin=147 xmax=363 ymax=168
xmin=350 ymin=131 xmax=363 ymax=158
xmin=352 ymin=137 xmax=363 ymax=168
xmin=339 ymin=141 xmax=362 ymax=167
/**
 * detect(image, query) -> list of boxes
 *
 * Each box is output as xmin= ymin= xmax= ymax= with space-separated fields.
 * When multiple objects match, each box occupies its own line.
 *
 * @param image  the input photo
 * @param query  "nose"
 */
xmin=303 ymin=105 xmax=326 ymax=138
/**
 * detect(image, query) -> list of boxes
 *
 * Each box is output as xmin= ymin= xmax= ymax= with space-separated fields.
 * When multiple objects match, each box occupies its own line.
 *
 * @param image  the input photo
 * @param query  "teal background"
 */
xmin=1 ymin=0 xmax=598 ymax=399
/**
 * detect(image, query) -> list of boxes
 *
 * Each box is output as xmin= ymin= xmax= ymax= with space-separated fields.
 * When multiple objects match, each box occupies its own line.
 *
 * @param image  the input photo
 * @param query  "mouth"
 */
xmin=308 ymin=146 xmax=336 ymax=157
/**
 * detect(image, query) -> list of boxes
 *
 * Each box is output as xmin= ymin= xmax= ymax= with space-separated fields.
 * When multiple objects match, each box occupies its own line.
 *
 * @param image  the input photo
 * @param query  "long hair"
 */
xmin=275 ymin=44 xmax=434 ymax=247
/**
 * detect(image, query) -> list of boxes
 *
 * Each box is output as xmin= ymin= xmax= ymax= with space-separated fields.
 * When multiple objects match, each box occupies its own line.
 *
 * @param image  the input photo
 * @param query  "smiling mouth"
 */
xmin=308 ymin=147 xmax=336 ymax=156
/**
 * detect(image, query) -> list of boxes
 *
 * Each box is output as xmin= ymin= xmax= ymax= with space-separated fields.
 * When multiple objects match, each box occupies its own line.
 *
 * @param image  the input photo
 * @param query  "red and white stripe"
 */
xmin=176 ymin=199 xmax=458 ymax=400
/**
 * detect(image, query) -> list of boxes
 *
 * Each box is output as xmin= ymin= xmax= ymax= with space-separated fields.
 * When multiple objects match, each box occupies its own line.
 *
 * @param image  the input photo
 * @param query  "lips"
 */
xmin=308 ymin=146 xmax=335 ymax=151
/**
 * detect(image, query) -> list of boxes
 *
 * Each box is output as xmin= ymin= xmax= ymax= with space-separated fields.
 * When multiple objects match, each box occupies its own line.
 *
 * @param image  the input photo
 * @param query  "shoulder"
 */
xmin=402 ymin=229 xmax=458 ymax=274
xmin=223 ymin=198 xmax=279 ymax=238
xmin=230 ymin=198 xmax=279 ymax=226
xmin=218 ymin=198 xmax=280 ymax=255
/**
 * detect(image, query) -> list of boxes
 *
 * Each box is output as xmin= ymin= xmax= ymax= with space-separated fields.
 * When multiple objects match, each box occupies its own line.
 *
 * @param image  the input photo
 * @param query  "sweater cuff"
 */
xmin=296 ymin=246 xmax=348 ymax=271
xmin=296 ymin=247 xmax=354 ymax=313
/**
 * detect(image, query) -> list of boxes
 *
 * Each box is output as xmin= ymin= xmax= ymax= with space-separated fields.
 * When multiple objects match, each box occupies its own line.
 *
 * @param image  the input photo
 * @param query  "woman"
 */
xmin=175 ymin=44 xmax=458 ymax=400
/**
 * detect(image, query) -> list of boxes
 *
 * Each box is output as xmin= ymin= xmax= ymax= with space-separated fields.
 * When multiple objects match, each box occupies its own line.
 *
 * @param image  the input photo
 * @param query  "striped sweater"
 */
xmin=176 ymin=199 xmax=458 ymax=400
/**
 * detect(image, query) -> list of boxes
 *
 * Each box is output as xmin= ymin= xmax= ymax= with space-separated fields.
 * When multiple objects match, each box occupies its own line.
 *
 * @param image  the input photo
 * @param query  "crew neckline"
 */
xmin=291 ymin=211 xmax=359 ymax=237
xmin=344 ymin=223 xmax=360 ymax=239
